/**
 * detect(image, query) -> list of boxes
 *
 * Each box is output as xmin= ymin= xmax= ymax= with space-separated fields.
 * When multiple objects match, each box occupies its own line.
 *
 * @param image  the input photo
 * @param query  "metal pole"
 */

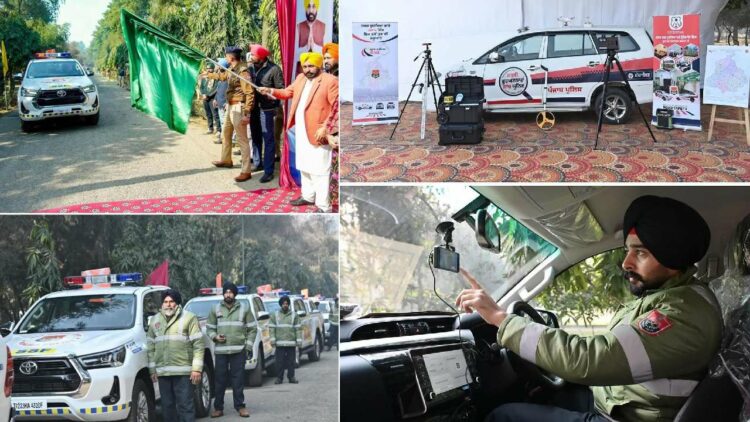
xmin=202 ymin=56 xmax=261 ymax=91
xmin=242 ymin=217 xmax=246 ymax=285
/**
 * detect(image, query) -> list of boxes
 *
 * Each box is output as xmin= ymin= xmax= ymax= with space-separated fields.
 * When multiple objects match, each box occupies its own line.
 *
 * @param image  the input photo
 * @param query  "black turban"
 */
xmin=279 ymin=295 xmax=291 ymax=306
xmin=162 ymin=289 xmax=182 ymax=306
xmin=623 ymin=195 xmax=710 ymax=270
xmin=225 ymin=46 xmax=243 ymax=59
xmin=223 ymin=282 xmax=238 ymax=296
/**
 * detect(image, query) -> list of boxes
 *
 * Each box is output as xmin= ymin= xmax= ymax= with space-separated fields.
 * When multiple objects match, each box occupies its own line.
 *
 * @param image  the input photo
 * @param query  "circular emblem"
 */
xmin=19 ymin=361 xmax=38 ymax=375
xmin=499 ymin=67 xmax=528 ymax=96
xmin=56 ymin=90 xmax=67 ymax=98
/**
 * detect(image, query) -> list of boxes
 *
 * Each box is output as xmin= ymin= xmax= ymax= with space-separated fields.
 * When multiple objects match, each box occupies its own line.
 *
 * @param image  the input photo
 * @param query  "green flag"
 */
xmin=120 ymin=9 xmax=205 ymax=134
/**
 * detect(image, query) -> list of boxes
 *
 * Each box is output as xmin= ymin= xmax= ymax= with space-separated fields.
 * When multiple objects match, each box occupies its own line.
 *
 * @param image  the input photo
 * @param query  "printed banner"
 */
xmin=652 ymin=14 xmax=701 ymax=130
xmin=704 ymin=45 xmax=750 ymax=108
xmin=352 ymin=22 xmax=399 ymax=126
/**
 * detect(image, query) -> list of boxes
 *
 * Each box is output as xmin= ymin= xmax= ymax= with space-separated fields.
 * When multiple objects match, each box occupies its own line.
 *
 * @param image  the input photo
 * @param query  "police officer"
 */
xmin=206 ymin=282 xmax=257 ymax=418
xmin=202 ymin=46 xmax=256 ymax=183
xmin=147 ymin=289 xmax=205 ymax=422
xmin=456 ymin=195 xmax=722 ymax=422
xmin=269 ymin=295 xmax=302 ymax=384
xmin=326 ymin=298 xmax=339 ymax=351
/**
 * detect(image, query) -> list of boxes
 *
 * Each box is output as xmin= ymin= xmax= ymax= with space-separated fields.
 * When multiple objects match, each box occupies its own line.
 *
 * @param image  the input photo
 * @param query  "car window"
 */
xmin=26 ymin=61 xmax=85 ymax=79
xmin=264 ymin=301 xmax=280 ymax=313
xmin=477 ymin=34 xmax=544 ymax=64
xmin=532 ymin=248 xmax=629 ymax=335
xmin=547 ymin=33 xmax=598 ymax=58
xmin=294 ymin=299 xmax=305 ymax=313
xmin=591 ymin=31 xmax=640 ymax=53
xmin=253 ymin=297 xmax=265 ymax=314
xmin=184 ymin=299 xmax=251 ymax=319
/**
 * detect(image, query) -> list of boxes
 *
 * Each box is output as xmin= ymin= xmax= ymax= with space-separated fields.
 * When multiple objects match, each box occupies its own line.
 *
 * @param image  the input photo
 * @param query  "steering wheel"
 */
xmin=505 ymin=301 xmax=566 ymax=390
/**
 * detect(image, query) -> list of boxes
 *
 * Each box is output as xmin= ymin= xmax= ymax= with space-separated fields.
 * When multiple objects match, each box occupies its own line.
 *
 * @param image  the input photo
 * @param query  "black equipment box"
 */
xmin=655 ymin=108 xmax=674 ymax=129
xmin=439 ymin=123 xmax=483 ymax=145
xmin=438 ymin=76 xmax=486 ymax=126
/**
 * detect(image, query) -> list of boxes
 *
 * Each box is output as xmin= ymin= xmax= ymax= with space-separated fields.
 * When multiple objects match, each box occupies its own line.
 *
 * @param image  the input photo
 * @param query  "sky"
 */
xmin=57 ymin=0 xmax=112 ymax=47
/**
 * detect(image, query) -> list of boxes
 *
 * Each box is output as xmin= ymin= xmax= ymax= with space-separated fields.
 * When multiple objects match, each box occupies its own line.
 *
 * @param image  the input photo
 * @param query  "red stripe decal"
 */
xmin=487 ymin=99 xmax=542 ymax=105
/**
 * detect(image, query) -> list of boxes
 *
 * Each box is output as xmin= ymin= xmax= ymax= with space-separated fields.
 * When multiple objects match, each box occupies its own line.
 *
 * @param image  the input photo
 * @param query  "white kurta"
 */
xmin=295 ymin=79 xmax=333 ymax=176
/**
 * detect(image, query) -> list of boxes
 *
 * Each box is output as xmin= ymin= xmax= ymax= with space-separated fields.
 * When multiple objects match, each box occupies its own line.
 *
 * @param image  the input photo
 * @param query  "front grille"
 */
xmin=13 ymin=357 xmax=82 ymax=394
xmin=36 ymin=89 xmax=86 ymax=107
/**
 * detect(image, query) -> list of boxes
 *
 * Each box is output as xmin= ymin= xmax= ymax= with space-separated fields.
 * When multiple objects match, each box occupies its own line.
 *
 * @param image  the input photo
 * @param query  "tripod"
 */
xmin=594 ymin=49 xmax=657 ymax=149
xmin=389 ymin=43 xmax=443 ymax=140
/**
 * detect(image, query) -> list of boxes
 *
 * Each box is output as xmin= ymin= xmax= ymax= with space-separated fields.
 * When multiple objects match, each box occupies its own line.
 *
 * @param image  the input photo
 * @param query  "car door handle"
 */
xmin=588 ymin=61 xmax=600 ymax=67
xmin=528 ymin=65 xmax=540 ymax=71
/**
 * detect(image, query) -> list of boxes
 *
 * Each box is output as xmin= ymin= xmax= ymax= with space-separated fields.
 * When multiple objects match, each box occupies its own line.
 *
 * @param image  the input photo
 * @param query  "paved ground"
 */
xmin=0 ymin=77 xmax=281 ymax=212
xmin=155 ymin=349 xmax=339 ymax=422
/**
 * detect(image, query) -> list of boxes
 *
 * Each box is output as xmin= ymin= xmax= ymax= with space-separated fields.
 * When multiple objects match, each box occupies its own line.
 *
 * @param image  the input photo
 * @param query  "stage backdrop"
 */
xmin=652 ymin=14 xmax=701 ymax=131
xmin=278 ymin=0 xmax=335 ymax=188
xmin=352 ymin=22 xmax=399 ymax=126
xmin=703 ymin=45 xmax=750 ymax=109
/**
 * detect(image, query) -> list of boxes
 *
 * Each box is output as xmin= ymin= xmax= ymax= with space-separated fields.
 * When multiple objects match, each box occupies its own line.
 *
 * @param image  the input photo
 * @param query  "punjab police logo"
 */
xmin=669 ymin=15 xmax=684 ymax=30
xmin=499 ymin=67 xmax=528 ymax=96
xmin=637 ymin=309 xmax=672 ymax=336
xmin=371 ymin=69 xmax=380 ymax=79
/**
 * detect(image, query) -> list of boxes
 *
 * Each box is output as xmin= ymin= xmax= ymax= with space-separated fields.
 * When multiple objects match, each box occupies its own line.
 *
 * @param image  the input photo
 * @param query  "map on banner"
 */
xmin=704 ymin=45 xmax=750 ymax=108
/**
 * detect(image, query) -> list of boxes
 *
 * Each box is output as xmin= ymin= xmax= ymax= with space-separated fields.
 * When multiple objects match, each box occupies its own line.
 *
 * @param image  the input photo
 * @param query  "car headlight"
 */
xmin=78 ymin=346 xmax=126 ymax=369
xmin=82 ymin=84 xmax=96 ymax=93
xmin=20 ymin=87 xmax=39 ymax=97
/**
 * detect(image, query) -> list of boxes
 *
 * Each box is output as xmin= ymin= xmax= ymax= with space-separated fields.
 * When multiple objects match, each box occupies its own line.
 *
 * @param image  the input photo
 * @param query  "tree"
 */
xmin=23 ymin=220 xmax=62 ymax=306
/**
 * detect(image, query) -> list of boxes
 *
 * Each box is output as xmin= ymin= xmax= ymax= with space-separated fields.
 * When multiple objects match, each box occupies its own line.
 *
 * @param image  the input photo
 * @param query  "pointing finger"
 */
xmin=460 ymin=268 xmax=483 ymax=290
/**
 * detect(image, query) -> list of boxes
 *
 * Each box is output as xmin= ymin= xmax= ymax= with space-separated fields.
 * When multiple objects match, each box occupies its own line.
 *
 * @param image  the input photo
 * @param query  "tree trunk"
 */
xmin=716 ymin=26 xmax=722 ymax=42
xmin=745 ymin=27 xmax=749 ymax=46
xmin=732 ymin=26 xmax=740 ymax=45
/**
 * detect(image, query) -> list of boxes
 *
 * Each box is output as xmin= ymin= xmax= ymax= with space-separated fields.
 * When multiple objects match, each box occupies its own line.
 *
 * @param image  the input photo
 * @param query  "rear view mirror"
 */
xmin=257 ymin=311 xmax=270 ymax=321
xmin=476 ymin=209 xmax=501 ymax=253
xmin=13 ymin=73 xmax=22 ymax=82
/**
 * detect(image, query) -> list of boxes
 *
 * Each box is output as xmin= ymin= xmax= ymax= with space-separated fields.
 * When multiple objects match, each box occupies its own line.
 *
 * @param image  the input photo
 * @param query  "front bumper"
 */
xmin=18 ymin=93 xmax=99 ymax=122
xmin=13 ymin=366 xmax=132 ymax=421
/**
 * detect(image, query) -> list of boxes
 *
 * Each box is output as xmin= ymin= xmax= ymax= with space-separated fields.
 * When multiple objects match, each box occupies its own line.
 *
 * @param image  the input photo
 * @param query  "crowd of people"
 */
xmin=198 ymin=42 xmax=340 ymax=212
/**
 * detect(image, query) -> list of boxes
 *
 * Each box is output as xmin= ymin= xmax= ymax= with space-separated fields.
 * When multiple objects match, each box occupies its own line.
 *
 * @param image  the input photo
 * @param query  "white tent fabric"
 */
xmin=340 ymin=0 xmax=728 ymax=103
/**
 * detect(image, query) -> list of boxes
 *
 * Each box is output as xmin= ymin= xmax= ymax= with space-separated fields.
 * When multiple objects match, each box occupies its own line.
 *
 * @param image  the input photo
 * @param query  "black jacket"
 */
xmin=252 ymin=60 xmax=284 ymax=110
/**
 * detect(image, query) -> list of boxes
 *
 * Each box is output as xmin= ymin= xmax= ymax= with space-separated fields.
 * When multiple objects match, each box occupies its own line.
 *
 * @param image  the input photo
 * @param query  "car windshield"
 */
xmin=185 ymin=298 xmax=251 ymax=319
xmin=341 ymin=186 xmax=558 ymax=315
xmin=26 ymin=60 xmax=84 ymax=78
xmin=318 ymin=302 xmax=331 ymax=313
xmin=264 ymin=301 xmax=281 ymax=313
xmin=17 ymin=294 xmax=136 ymax=333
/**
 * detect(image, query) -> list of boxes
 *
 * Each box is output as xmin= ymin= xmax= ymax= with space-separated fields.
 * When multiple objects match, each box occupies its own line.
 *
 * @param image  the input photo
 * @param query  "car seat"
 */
xmin=674 ymin=214 xmax=750 ymax=421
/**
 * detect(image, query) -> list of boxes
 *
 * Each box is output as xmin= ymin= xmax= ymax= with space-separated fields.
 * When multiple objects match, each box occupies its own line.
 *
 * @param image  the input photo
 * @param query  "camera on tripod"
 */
xmin=431 ymin=222 xmax=460 ymax=272
xmin=595 ymin=35 xmax=620 ymax=53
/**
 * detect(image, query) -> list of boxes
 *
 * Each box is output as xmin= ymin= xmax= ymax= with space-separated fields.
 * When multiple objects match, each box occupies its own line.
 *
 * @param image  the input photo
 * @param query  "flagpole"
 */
xmin=202 ymin=56 xmax=260 ymax=90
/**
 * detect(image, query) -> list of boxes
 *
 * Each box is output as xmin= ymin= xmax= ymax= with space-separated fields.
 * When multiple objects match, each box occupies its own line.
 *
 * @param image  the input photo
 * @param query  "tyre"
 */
xmin=20 ymin=120 xmax=35 ymax=133
xmin=122 ymin=378 xmax=154 ymax=422
xmin=193 ymin=366 xmax=212 ymax=418
xmin=308 ymin=334 xmax=322 ymax=362
xmin=86 ymin=110 xmax=100 ymax=126
xmin=247 ymin=352 xmax=264 ymax=387
xmin=594 ymin=87 xmax=632 ymax=124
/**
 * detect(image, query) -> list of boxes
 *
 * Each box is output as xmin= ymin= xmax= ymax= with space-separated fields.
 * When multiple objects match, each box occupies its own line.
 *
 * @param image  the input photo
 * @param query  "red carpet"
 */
xmin=35 ymin=188 xmax=332 ymax=214
xmin=341 ymin=103 xmax=750 ymax=182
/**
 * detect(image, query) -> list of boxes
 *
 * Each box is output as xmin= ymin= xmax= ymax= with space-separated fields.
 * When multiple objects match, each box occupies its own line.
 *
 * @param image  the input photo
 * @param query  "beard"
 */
xmin=224 ymin=297 xmax=235 ymax=305
xmin=623 ymin=270 xmax=670 ymax=296
xmin=163 ymin=307 xmax=176 ymax=317
xmin=304 ymin=68 xmax=320 ymax=80
xmin=306 ymin=12 xmax=316 ymax=22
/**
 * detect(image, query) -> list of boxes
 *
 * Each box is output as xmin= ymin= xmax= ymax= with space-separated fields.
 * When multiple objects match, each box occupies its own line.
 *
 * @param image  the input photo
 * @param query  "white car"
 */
xmin=17 ymin=54 xmax=99 ymax=132
xmin=0 ymin=336 xmax=12 ymax=422
xmin=6 ymin=274 xmax=215 ymax=420
xmin=184 ymin=290 xmax=275 ymax=387
xmin=446 ymin=26 xmax=654 ymax=124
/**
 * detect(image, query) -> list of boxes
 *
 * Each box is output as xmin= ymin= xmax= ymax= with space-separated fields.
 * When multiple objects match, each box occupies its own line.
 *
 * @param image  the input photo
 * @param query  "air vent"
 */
xmin=351 ymin=323 xmax=399 ymax=341
xmin=425 ymin=318 xmax=454 ymax=333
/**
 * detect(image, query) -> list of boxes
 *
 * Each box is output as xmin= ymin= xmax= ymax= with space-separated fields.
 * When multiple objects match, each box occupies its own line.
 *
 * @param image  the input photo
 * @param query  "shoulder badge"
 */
xmin=637 ymin=310 xmax=672 ymax=336
xmin=154 ymin=322 xmax=161 ymax=330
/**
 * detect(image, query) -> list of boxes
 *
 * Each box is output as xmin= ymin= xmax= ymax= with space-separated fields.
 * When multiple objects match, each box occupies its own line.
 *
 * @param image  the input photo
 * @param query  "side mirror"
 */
xmin=257 ymin=311 xmax=270 ymax=321
xmin=476 ymin=209 xmax=501 ymax=253
xmin=87 ymin=70 xmax=94 ymax=76
xmin=296 ymin=310 xmax=307 ymax=318
xmin=13 ymin=73 xmax=23 ymax=82
xmin=489 ymin=52 xmax=504 ymax=63
xmin=0 ymin=327 xmax=11 ymax=337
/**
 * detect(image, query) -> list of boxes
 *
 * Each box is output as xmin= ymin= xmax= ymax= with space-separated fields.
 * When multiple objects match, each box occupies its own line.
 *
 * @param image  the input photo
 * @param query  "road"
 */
xmin=0 ymin=77 xmax=280 ymax=212
xmin=156 ymin=349 xmax=339 ymax=422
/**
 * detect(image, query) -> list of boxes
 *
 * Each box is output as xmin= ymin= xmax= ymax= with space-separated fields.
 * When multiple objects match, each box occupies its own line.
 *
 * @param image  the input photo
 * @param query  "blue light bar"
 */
xmin=237 ymin=285 xmax=248 ymax=294
xmin=115 ymin=273 xmax=143 ymax=282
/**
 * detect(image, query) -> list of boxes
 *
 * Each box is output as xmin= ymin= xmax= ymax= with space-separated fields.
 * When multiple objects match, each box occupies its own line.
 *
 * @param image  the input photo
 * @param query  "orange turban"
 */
xmin=300 ymin=52 xmax=323 ymax=68
xmin=323 ymin=43 xmax=339 ymax=60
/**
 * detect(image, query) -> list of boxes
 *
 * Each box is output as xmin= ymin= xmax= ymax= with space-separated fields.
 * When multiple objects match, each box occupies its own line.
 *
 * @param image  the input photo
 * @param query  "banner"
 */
xmin=278 ymin=0 xmax=335 ymax=188
xmin=652 ymin=14 xmax=701 ymax=130
xmin=704 ymin=45 xmax=750 ymax=108
xmin=121 ymin=9 xmax=205 ymax=134
xmin=352 ymin=22 xmax=399 ymax=126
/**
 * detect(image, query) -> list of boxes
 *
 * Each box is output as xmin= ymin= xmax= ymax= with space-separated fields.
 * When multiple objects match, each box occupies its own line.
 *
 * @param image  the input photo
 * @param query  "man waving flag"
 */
xmin=120 ymin=9 xmax=205 ymax=134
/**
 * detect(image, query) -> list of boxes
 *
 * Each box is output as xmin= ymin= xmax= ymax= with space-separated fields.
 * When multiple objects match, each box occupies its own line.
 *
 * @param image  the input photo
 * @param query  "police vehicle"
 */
xmin=340 ymin=185 xmax=750 ymax=421
xmin=183 ymin=287 xmax=275 ymax=387
xmin=317 ymin=299 xmax=335 ymax=342
xmin=262 ymin=294 xmax=325 ymax=368
xmin=6 ymin=273 xmax=215 ymax=421
xmin=17 ymin=51 xmax=99 ymax=132
xmin=445 ymin=27 xmax=654 ymax=124
xmin=0 ymin=336 xmax=12 ymax=422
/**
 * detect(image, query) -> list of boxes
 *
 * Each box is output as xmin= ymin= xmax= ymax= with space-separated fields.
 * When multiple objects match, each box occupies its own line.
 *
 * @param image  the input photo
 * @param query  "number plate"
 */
xmin=12 ymin=399 xmax=47 ymax=411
